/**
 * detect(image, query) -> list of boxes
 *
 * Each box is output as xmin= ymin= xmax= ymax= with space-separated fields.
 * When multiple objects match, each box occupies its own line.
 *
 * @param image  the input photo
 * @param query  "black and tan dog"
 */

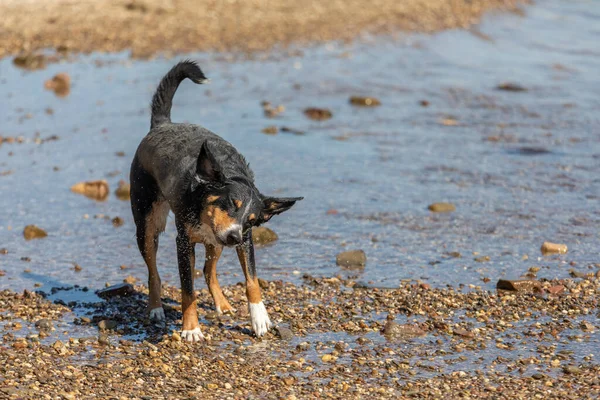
xmin=130 ymin=61 xmax=302 ymax=342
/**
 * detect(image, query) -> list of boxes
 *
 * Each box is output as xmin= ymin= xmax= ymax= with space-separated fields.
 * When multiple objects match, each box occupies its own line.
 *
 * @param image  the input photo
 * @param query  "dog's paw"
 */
xmin=249 ymin=302 xmax=272 ymax=337
xmin=181 ymin=327 xmax=205 ymax=342
xmin=216 ymin=305 xmax=236 ymax=315
xmin=149 ymin=307 xmax=165 ymax=321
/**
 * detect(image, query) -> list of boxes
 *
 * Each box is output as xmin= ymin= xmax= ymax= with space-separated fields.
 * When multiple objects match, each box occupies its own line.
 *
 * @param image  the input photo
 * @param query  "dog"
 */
xmin=130 ymin=60 xmax=302 ymax=342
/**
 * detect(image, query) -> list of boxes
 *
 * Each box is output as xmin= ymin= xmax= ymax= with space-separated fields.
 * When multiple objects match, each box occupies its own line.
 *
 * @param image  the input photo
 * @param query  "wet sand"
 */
xmin=0 ymin=0 xmax=524 ymax=59
xmin=1 ymin=275 xmax=598 ymax=399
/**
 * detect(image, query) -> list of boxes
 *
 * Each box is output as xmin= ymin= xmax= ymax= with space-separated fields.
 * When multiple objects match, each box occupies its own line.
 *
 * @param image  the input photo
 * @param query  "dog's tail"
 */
xmin=150 ymin=60 xmax=208 ymax=129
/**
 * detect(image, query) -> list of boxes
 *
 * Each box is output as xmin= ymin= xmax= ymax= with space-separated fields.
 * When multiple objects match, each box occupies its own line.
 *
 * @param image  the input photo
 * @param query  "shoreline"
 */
xmin=0 ymin=0 xmax=526 ymax=61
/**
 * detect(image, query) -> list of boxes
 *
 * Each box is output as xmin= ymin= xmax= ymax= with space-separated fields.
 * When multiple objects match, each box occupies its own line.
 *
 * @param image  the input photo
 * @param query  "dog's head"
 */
xmin=191 ymin=142 xmax=302 ymax=246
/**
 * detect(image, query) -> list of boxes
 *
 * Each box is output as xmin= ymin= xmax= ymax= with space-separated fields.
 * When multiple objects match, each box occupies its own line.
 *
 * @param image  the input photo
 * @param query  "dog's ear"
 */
xmin=194 ymin=142 xmax=225 ymax=187
xmin=261 ymin=196 xmax=303 ymax=222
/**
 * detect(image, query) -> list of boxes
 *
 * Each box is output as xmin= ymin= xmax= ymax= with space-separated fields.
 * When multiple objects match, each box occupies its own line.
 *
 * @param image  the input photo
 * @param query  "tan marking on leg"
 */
xmin=248 ymin=213 xmax=256 ymax=222
xmin=181 ymin=291 xmax=199 ymax=331
xmin=204 ymin=244 xmax=233 ymax=313
xmin=234 ymin=199 xmax=243 ymax=209
xmin=236 ymin=246 xmax=262 ymax=304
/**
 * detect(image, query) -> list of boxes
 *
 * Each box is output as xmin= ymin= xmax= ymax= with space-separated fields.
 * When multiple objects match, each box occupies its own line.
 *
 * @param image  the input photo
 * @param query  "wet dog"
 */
xmin=130 ymin=61 xmax=302 ymax=342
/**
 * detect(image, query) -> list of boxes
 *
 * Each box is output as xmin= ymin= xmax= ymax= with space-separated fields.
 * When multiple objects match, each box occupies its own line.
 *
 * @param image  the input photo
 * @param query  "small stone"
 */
xmin=496 ymin=279 xmax=542 ymax=292
xmin=23 ymin=225 xmax=48 ymax=240
xmin=296 ymin=342 xmax=310 ymax=351
xmin=35 ymin=319 xmax=53 ymax=330
xmin=321 ymin=354 xmax=334 ymax=362
xmin=496 ymin=82 xmax=527 ymax=92
xmin=98 ymin=320 xmax=117 ymax=330
xmin=252 ymin=227 xmax=278 ymax=246
xmin=112 ymin=217 xmax=124 ymax=227
xmin=71 ymin=180 xmax=109 ymax=201
xmin=547 ymin=285 xmax=564 ymax=295
xmin=206 ymin=383 xmax=218 ymax=390
xmin=304 ymin=107 xmax=332 ymax=121
xmin=382 ymin=321 xmax=426 ymax=339
xmin=428 ymin=203 xmax=456 ymax=213
xmin=115 ymin=180 xmax=130 ymax=201
xmin=96 ymin=283 xmax=134 ymax=299
xmin=274 ymin=326 xmax=294 ymax=341
xmin=73 ymin=264 xmax=83 ymax=272
xmin=541 ymin=242 xmax=568 ymax=255
xmin=261 ymin=126 xmax=278 ymax=135
xmin=123 ymin=275 xmax=137 ymax=284
xmin=172 ymin=331 xmax=181 ymax=342
xmin=563 ymin=365 xmax=581 ymax=375
xmin=580 ymin=321 xmax=595 ymax=332
xmin=474 ymin=256 xmax=490 ymax=263
xmin=452 ymin=328 xmax=474 ymax=338
xmin=349 ymin=96 xmax=381 ymax=107
xmin=44 ymin=73 xmax=71 ymax=97
xmin=336 ymin=250 xmax=366 ymax=268
xmin=98 ymin=335 xmax=110 ymax=346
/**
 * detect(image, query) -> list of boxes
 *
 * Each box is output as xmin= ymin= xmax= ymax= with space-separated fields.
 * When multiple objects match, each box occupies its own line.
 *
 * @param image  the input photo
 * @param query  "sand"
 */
xmin=0 ymin=0 xmax=525 ymax=60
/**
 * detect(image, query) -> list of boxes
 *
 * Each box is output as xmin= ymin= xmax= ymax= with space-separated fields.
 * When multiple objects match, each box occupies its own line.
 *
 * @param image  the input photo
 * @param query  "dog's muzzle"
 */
xmin=220 ymin=225 xmax=243 ymax=246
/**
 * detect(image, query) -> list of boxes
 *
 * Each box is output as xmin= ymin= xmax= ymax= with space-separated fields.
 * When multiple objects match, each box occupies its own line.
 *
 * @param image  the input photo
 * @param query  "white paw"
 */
xmin=149 ymin=307 xmax=165 ymax=321
xmin=181 ymin=327 xmax=205 ymax=342
xmin=249 ymin=302 xmax=272 ymax=337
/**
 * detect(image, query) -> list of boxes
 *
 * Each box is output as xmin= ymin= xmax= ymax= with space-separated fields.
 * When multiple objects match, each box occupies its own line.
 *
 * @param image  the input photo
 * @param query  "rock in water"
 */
xmin=98 ymin=320 xmax=117 ymax=330
xmin=274 ymin=326 xmax=294 ymax=340
xmin=349 ymin=96 xmax=381 ymax=107
xmin=428 ymin=202 xmax=456 ymax=213
xmin=71 ymin=180 xmax=109 ymax=201
xmin=44 ymin=73 xmax=71 ymax=97
xmin=304 ymin=107 xmax=332 ymax=121
xmin=252 ymin=227 xmax=278 ymax=246
xmin=336 ymin=250 xmax=366 ymax=268
xmin=541 ymin=241 xmax=568 ymax=255
xmin=114 ymin=180 xmax=130 ymax=201
xmin=496 ymin=279 xmax=542 ymax=292
xmin=23 ymin=225 xmax=47 ymax=240
xmin=96 ymin=283 xmax=134 ymax=299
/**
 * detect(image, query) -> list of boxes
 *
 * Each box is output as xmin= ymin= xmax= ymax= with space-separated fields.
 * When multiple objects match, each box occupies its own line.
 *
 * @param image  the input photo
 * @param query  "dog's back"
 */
xmin=133 ymin=61 xmax=254 ymax=203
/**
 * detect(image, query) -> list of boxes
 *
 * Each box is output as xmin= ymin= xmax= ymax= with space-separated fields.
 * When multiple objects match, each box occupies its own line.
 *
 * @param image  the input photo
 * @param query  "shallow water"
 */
xmin=1 ymin=0 xmax=599 ymax=295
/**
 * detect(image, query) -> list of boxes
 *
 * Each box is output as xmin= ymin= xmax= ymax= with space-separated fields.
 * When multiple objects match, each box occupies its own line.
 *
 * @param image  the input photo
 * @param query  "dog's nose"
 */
xmin=225 ymin=230 xmax=242 ymax=246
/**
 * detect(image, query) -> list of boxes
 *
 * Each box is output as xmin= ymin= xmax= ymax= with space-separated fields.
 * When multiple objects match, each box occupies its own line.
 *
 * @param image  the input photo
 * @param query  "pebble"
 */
xmin=349 ymin=96 xmax=381 ymax=107
xmin=23 ymin=225 xmax=48 ymax=240
xmin=541 ymin=241 xmax=568 ymax=255
xmin=71 ymin=180 xmax=110 ymax=201
xmin=274 ymin=326 xmax=294 ymax=341
xmin=96 ymin=283 xmax=134 ymax=299
xmin=44 ymin=73 xmax=71 ymax=97
xmin=252 ymin=227 xmax=278 ymax=245
xmin=428 ymin=202 xmax=456 ymax=213
xmin=98 ymin=320 xmax=117 ymax=330
xmin=303 ymin=108 xmax=332 ymax=121
xmin=114 ymin=180 xmax=131 ymax=200
xmin=496 ymin=279 xmax=542 ymax=292
xmin=336 ymin=249 xmax=367 ymax=268
xmin=35 ymin=319 xmax=53 ymax=330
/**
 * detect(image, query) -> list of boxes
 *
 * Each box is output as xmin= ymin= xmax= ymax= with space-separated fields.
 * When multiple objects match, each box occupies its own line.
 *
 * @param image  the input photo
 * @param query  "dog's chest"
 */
xmin=187 ymin=223 xmax=218 ymax=246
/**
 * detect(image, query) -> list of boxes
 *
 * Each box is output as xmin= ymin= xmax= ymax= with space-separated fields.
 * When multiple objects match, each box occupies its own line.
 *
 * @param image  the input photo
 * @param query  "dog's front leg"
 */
xmin=176 ymin=231 xmax=204 ymax=342
xmin=236 ymin=229 xmax=272 ymax=337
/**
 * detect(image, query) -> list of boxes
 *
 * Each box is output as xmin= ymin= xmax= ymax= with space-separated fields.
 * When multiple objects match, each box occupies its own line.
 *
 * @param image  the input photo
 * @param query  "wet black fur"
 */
xmin=130 ymin=60 xmax=302 ymax=299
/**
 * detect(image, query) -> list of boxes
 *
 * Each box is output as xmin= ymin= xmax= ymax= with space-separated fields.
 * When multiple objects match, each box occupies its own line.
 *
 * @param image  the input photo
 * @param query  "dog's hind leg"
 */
xmin=236 ymin=230 xmax=272 ymax=337
xmin=131 ymin=162 xmax=169 ymax=321
xmin=203 ymin=244 xmax=234 ymax=314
